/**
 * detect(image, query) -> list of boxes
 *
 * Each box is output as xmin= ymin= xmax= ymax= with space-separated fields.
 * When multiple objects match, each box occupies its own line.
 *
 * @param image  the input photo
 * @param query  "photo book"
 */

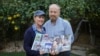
xmin=31 ymin=33 xmax=72 ymax=53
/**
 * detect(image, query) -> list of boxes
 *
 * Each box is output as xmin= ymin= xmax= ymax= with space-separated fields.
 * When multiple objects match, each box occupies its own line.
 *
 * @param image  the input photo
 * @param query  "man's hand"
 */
xmin=50 ymin=49 xmax=59 ymax=55
xmin=50 ymin=50 xmax=56 ymax=55
xmin=50 ymin=41 xmax=59 ymax=55
xmin=39 ymin=50 xmax=45 ymax=55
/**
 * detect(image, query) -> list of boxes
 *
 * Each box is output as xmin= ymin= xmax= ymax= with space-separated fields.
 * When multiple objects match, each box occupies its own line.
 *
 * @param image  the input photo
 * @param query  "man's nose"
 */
xmin=51 ymin=12 xmax=55 ymax=15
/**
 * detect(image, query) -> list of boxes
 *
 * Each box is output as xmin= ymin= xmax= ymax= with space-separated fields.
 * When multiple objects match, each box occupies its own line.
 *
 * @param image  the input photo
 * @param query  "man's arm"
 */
xmin=63 ymin=20 xmax=74 ymax=44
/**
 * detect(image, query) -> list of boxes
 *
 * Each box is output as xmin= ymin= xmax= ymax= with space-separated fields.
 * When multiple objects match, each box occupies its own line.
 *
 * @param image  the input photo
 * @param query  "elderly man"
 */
xmin=44 ymin=4 xmax=74 ymax=56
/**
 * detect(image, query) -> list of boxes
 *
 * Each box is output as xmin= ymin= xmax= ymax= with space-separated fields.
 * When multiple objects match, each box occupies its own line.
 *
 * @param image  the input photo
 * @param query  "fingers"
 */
xmin=39 ymin=50 xmax=45 ymax=55
xmin=50 ymin=50 xmax=59 ymax=55
xmin=50 ymin=50 xmax=56 ymax=55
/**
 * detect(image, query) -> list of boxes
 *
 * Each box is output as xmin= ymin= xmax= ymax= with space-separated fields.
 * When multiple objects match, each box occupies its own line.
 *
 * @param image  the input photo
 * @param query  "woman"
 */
xmin=23 ymin=10 xmax=47 ymax=56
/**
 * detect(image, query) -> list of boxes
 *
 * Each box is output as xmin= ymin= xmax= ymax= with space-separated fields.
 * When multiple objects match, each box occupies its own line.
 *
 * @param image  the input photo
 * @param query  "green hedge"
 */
xmin=0 ymin=0 xmax=99 ymax=42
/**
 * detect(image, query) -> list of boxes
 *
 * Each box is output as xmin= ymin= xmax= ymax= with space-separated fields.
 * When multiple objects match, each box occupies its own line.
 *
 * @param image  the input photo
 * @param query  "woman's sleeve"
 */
xmin=23 ymin=28 xmax=40 ymax=56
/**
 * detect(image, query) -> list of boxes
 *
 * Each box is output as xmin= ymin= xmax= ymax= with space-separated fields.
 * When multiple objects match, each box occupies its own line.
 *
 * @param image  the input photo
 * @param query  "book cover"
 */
xmin=31 ymin=34 xmax=72 ymax=53
xmin=31 ymin=33 xmax=42 ymax=51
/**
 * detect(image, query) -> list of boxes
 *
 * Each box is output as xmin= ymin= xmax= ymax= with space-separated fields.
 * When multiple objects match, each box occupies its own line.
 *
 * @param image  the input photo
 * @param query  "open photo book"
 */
xmin=31 ymin=33 xmax=72 ymax=53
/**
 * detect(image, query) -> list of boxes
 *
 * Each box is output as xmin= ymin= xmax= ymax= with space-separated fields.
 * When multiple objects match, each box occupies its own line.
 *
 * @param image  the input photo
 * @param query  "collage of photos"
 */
xmin=31 ymin=34 xmax=72 ymax=53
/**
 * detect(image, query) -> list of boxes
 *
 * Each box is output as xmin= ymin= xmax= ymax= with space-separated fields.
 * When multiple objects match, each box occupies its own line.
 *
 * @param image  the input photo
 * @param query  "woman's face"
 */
xmin=34 ymin=16 xmax=45 ymax=26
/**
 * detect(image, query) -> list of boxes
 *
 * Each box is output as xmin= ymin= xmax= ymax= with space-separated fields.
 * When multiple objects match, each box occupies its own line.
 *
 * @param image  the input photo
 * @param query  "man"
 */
xmin=44 ymin=4 xmax=74 ymax=56
xmin=24 ymin=10 xmax=47 ymax=56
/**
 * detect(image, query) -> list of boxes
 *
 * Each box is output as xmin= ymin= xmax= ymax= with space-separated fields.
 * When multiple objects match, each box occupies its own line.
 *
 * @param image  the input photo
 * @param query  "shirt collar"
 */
xmin=32 ymin=24 xmax=45 ymax=34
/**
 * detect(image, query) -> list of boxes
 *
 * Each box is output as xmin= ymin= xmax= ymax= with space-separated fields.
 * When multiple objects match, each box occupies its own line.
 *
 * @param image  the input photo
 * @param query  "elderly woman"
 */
xmin=23 ymin=10 xmax=47 ymax=56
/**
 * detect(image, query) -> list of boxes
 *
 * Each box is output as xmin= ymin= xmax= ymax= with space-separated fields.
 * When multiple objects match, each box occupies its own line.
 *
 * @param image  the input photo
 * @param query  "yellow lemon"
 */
xmin=11 ymin=21 xmax=15 ymax=24
xmin=14 ymin=26 xmax=19 ymax=30
xmin=8 ymin=16 xmax=12 ymax=20
xmin=16 ymin=14 xmax=20 ymax=17
xmin=13 ymin=15 xmax=17 ymax=18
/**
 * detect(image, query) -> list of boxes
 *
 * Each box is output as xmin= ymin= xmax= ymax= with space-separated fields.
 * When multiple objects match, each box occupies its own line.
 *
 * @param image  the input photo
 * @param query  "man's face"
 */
xmin=49 ymin=7 xmax=60 ymax=21
xmin=34 ymin=16 xmax=45 ymax=26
